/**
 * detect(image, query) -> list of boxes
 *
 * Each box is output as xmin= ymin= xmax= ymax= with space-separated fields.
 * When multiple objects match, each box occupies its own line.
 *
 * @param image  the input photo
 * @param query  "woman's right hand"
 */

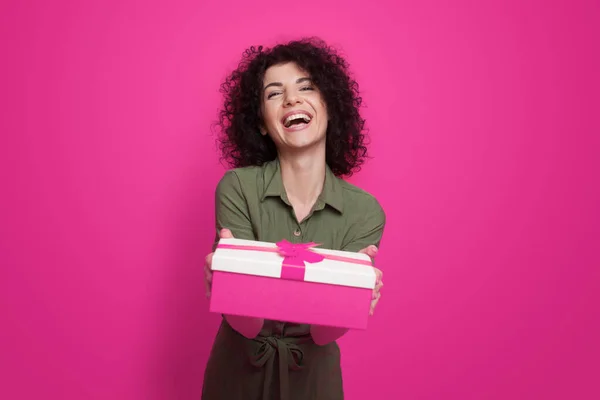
xmin=204 ymin=228 xmax=234 ymax=298
xmin=205 ymin=228 xmax=264 ymax=338
xmin=358 ymin=245 xmax=383 ymax=316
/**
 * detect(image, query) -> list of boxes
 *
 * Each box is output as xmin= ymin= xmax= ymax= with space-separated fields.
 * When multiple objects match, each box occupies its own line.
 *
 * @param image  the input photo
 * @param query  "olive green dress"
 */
xmin=202 ymin=159 xmax=386 ymax=400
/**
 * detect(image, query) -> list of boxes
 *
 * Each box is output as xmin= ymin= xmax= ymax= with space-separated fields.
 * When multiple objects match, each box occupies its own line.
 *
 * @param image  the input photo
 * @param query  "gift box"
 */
xmin=209 ymin=238 xmax=377 ymax=329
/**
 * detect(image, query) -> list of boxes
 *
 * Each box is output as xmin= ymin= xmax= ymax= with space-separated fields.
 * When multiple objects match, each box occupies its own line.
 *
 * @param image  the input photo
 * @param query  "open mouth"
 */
xmin=282 ymin=112 xmax=312 ymax=128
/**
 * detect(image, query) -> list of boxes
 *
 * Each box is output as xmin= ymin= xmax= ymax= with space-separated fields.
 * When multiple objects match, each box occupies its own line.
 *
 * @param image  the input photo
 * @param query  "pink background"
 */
xmin=1 ymin=0 xmax=599 ymax=399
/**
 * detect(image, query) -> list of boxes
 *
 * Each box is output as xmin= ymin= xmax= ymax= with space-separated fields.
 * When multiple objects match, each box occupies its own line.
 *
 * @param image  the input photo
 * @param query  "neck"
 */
xmin=278 ymin=147 xmax=326 ymax=208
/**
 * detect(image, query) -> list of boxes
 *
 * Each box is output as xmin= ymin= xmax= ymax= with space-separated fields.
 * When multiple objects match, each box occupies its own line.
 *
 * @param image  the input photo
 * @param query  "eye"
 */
xmin=267 ymin=91 xmax=281 ymax=99
xmin=300 ymin=86 xmax=314 ymax=91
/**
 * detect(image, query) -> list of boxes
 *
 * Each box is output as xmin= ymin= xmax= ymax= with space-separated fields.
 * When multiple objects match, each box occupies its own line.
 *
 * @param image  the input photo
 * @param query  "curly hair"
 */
xmin=215 ymin=37 xmax=369 ymax=177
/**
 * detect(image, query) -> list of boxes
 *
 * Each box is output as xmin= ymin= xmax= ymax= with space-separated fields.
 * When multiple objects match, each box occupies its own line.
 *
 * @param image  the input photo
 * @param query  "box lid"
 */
xmin=212 ymin=238 xmax=376 ymax=289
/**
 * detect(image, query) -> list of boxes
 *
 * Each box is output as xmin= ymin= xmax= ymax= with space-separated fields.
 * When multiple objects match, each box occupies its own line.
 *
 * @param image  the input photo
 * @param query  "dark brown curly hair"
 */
xmin=215 ymin=37 xmax=369 ymax=177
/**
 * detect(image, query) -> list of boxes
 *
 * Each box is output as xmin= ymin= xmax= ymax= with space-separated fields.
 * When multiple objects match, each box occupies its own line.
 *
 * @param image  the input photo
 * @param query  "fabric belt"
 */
xmin=249 ymin=335 xmax=305 ymax=400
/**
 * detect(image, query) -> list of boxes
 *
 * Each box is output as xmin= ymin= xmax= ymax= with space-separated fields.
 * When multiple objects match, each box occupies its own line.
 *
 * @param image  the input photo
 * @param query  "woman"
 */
xmin=202 ymin=38 xmax=386 ymax=400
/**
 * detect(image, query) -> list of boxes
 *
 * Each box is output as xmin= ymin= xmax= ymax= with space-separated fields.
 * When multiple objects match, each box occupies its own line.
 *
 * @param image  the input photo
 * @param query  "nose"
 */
xmin=283 ymin=90 xmax=303 ymax=106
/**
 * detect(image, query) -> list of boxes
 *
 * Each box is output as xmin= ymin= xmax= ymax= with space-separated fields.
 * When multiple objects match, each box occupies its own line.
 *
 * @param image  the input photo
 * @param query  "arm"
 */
xmin=213 ymin=171 xmax=264 ymax=339
xmin=310 ymin=200 xmax=386 ymax=345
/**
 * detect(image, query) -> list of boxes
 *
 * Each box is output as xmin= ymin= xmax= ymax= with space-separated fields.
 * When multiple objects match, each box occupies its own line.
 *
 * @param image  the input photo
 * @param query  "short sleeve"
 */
xmin=213 ymin=171 xmax=256 ymax=249
xmin=341 ymin=199 xmax=386 ymax=254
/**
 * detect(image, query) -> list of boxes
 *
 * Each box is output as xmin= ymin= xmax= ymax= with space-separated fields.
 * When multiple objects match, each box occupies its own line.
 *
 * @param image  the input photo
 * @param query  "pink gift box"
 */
xmin=209 ymin=238 xmax=377 ymax=330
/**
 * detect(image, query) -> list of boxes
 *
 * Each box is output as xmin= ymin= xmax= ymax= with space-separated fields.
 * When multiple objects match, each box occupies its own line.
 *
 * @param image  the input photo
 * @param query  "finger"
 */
xmin=205 ymin=272 xmax=211 ymax=297
xmin=372 ymin=284 xmax=382 ymax=297
xmin=220 ymin=228 xmax=234 ymax=239
xmin=204 ymin=253 xmax=214 ymax=297
xmin=370 ymin=300 xmax=377 ymax=315
xmin=358 ymin=245 xmax=377 ymax=254
xmin=370 ymin=292 xmax=381 ymax=315
xmin=371 ymin=290 xmax=381 ymax=302
xmin=204 ymin=269 xmax=212 ymax=293
xmin=364 ymin=244 xmax=377 ymax=251
xmin=205 ymin=254 xmax=214 ymax=284
xmin=205 ymin=265 xmax=212 ymax=283
xmin=358 ymin=245 xmax=378 ymax=260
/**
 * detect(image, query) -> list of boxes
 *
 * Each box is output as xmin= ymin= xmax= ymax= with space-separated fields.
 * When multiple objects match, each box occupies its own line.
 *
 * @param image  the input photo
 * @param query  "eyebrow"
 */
xmin=263 ymin=77 xmax=312 ymax=92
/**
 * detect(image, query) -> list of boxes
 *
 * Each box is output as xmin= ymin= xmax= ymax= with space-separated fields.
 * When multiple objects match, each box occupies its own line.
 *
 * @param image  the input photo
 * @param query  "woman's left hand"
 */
xmin=358 ymin=245 xmax=383 ymax=315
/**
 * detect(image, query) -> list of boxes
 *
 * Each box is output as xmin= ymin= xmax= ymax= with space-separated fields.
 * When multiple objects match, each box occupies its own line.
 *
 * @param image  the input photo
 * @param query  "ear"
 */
xmin=259 ymin=124 xmax=268 ymax=136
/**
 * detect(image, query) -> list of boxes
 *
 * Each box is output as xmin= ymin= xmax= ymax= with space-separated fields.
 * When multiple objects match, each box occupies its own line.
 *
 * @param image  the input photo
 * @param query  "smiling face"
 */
xmin=260 ymin=62 xmax=328 ymax=152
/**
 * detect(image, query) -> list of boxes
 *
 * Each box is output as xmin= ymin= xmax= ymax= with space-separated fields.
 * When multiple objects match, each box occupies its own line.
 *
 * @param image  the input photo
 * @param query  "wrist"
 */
xmin=224 ymin=314 xmax=264 ymax=339
xmin=310 ymin=324 xmax=349 ymax=345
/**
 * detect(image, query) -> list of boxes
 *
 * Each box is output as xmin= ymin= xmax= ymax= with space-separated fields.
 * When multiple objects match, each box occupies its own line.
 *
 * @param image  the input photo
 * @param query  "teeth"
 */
xmin=283 ymin=113 xmax=312 ymax=127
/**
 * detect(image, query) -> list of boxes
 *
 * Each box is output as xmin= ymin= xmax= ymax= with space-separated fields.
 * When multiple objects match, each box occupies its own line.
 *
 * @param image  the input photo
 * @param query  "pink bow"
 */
xmin=276 ymin=240 xmax=325 ymax=281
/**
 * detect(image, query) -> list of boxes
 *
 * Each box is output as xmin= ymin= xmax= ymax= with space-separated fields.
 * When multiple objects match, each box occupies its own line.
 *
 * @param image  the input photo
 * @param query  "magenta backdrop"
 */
xmin=1 ymin=0 xmax=599 ymax=399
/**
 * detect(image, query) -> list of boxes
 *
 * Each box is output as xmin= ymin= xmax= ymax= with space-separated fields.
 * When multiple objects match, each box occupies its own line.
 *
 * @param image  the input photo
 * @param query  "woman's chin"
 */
xmin=279 ymin=139 xmax=324 ymax=154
